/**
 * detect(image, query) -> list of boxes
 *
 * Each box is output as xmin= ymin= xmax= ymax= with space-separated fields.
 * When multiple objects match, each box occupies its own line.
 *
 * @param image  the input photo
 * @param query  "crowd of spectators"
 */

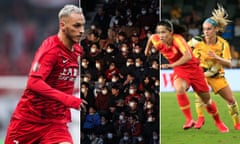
xmin=78 ymin=0 xmax=161 ymax=143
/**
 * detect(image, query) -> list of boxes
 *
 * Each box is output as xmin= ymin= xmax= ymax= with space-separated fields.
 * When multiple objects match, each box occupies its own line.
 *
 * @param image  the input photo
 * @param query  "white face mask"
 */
xmin=123 ymin=136 xmax=128 ymax=140
xmin=83 ymin=77 xmax=89 ymax=82
xmin=90 ymin=48 xmax=97 ymax=53
xmin=129 ymin=102 xmax=135 ymax=108
xmin=106 ymin=48 xmax=113 ymax=53
xmin=96 ymin=63 xmax=101 ymax=69
xmin=81 ymin=88 xmax=86 ymax=93
xmin=107 ymin=133 xmax=113 ymax=139
xmin=81 ymin=62 xmax=87 ymax=67
xmin=119 ymin=115 xmax=124 ymax=120
xmin=129 ymin=89 xmax=135 ymax=94
xmin=141 ymin=10 xmax=147 ymax=15
xmin=147 ymin=103 xmax=153 ymax=109
xmin=138 ymin=137 xmax=143 ymax=141
xmin=121 ymin=47 xmax=127 ymax=52
xmin=98 ymin=78 xmax=104 ymax=83
xmin=147 ymin=117 xmax=153 ymax=122
xmin=112 ymin=78 xmax=117 ymax=82
xmin=126 ymin=62 xmax=131 ymax=67
xmin=134 ymin=49 xmax=140 ymax=53
xmin=135 ymin=63 xmax=141 ymax=67
xmin=102 ymin=89 xmax=108 ymax=95
xmin=127 ymin=21 xmax=133 ymax=26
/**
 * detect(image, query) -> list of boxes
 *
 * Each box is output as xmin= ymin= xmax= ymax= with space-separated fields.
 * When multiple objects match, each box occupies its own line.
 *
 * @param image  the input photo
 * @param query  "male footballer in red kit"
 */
xmin=5 ymin=4 xmax=87 ymax=144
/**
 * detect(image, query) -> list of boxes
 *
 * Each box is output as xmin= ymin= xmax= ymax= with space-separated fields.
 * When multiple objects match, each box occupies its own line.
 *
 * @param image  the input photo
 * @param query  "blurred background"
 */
xmin=0 ymin=0 xmax=240 ymax=143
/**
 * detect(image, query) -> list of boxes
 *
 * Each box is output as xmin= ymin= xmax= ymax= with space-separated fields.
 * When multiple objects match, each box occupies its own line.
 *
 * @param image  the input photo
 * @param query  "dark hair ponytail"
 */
xmin=157 ymin=19 xmax=186 ymax=35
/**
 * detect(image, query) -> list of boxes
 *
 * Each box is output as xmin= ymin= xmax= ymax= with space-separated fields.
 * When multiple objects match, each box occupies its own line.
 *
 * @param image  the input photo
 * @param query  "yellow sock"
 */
xmin=194 ymin=93 xmax=205 ymax=117
xmin=228 ymin=102 xmax=240 ymax=126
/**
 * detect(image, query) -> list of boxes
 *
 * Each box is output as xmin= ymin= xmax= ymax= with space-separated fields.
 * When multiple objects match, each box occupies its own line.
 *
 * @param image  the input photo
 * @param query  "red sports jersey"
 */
xmin=12 ymin=35 xmax=82 ymax=124
xmin=152 ymin=34 xmax=199 ymax=71
xmin=151 ymin=34 xmax=209 ymax=92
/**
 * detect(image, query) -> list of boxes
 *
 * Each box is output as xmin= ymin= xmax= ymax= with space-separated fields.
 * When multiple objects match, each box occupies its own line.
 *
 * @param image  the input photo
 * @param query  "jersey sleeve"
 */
xmin=222 ymin=41 xmax=231 ymax=60
xmin=26 ymin=76 xmax=82 ymax=109
xmin=174 ymin=34 xmax=191 ymax=53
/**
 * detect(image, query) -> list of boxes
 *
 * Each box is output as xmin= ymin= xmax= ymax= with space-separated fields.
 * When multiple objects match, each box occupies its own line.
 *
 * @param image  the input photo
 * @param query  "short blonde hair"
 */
xmin=58 ymin=4 xmax=83 ymax=19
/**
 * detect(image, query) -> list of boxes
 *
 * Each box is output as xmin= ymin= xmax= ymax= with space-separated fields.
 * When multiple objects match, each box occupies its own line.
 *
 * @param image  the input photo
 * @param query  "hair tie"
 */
xmin=204 ymin=18 xmax=218 ymax=27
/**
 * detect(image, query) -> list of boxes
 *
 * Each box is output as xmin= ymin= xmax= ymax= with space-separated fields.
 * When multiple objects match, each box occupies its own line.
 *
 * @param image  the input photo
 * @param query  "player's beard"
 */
xmin=65 ymin=29 xmax=81 ymax=44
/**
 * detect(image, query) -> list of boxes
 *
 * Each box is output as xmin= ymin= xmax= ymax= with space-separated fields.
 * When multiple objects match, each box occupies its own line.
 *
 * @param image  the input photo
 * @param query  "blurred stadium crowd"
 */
xmin=0 ymin=0 xmax=240 ymax=143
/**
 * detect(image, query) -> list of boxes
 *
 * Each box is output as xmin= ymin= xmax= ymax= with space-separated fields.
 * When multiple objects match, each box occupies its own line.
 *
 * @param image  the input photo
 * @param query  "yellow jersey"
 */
xmin=188 ymin=36 xmax=231 ymax=77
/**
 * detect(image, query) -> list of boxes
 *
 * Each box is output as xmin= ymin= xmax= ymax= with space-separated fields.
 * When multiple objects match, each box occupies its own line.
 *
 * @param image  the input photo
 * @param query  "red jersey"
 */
xmin=12 ymin=35 xmax=82 ymax=124
xmin=152 ymin=34 xmax=199 ymax=71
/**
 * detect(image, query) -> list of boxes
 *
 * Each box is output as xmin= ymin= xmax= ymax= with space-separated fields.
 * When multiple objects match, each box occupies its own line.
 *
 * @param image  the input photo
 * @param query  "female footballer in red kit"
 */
xmin=145 ymin=20 xmax=228 ymax=133
xmin=5 ymin=4 xmax=87 ymax=144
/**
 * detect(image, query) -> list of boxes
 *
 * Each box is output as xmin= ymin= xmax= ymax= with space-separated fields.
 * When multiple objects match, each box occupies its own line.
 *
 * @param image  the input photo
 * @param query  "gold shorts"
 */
xmin=207 ymin=76 xmax=228 ymax=94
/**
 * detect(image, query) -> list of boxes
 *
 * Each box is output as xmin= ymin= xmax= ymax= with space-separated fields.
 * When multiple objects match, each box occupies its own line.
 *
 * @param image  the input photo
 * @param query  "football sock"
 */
xmin=205 ymin=100 xmax=221 ymax=123
xmin=228 ymin=102 xmax=240 ymax=126
xmin=176 ymin=93 xmax=192 ymax=121
xmin=194 ymin=93 xmax=205 ymax=118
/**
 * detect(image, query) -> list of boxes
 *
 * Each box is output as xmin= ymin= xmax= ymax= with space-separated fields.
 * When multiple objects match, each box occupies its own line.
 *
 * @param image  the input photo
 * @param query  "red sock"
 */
xmin=176 ymin=93 xmax=192 ymax=121
xmin=206 ymin=100 xmax=221 ymax=123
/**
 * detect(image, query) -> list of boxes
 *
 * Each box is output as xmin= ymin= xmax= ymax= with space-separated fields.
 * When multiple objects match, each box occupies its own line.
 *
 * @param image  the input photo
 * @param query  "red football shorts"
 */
xmin=5 ymin=118 xmax=73 ymax=144
xmin=173 ymin=66 xmax=209 ymax=93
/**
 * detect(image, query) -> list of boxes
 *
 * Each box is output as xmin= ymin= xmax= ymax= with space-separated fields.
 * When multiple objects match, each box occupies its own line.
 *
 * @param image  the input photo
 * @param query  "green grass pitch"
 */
xmin=160 ymin=92 xmax=240 ymax=144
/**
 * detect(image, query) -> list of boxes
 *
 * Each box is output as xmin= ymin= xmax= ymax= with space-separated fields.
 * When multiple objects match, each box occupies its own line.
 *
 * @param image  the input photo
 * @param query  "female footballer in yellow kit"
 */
xmin=188 ymin=4 xmax=240 ymax=130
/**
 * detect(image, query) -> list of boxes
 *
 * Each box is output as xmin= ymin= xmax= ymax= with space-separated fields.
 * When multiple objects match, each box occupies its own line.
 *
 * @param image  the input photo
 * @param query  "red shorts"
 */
xmin=173 ymin=66 xmax=209 ymax=93
xmin=5 ymin=118 xmax=73 ymax=144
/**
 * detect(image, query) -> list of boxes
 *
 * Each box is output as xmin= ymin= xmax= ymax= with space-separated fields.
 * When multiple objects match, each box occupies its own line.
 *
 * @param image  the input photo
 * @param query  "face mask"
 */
xmin=129 ymin=89 xmax=135 ymax=94
xmin=119 ymin=115 xmax=124 ymax=120
xmin=144 ymin=92 xmax=150 ymax=97
xmin=112 ymin=78 xmax=117 ymax=82
xmin=138 ymin=137 xmax=143 ymax=141
xmin=81 ymin=88 xmax=86 ymax=93
xmin=129 ymin=102 xmax=135 ymax=108
xmin=83 ymin=77 xmax=89 ymax=82
xmin=102 ymin=89 xmax=107 ymax=95
xmin=123 ymin=136 xmax=128 ymax=141
xmin=91 ymin=25 xmax=96 ymax=30
xmin=106 ymin=48 xmax=113 ymax=53
xmin=107 ymin=133 xmax=113 ymax=139
xmin=134 ymin=49 xmax=140 ymax=53
xmin=147 ymin=117 xmax=153 ymax=122
xmin=147 ymin=103 xmax=152 ymax=109
xmin=121 ymin=47 xmax=127 ymax=52
xmin=114 ymin=19 xmax=119 ymax=25
xmin=90 ymin=48 xmax=97 ymax=53
xmin=96 ymin=63 xmax=101 ymax=69
xmin=81 ymin=62 xmax=87 ymax=67
xmin=126 ymin=62 xmax=131 ymax=67
xmin=127 ymin=21 xmax=133 ymax=26
xmin=135 ymin=63 xmax=141 ymax=67
xmin=101 ymin=121 xmax=106 ymax=125
xmin=98 ymin=78 xmax=104 ymax=83
xmin=141 ymin=10 xmax=147 ymax=15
